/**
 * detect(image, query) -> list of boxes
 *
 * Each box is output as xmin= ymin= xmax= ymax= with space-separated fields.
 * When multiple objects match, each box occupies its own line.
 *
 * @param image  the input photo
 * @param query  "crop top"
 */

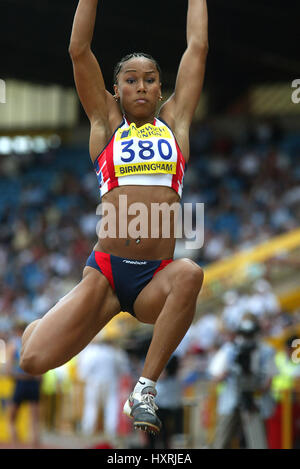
xmin=93 ymin=117 xmax=186 ymax=198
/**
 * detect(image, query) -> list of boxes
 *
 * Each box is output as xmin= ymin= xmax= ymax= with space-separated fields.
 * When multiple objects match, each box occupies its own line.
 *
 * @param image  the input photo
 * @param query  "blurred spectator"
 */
xmin=266 ymin=334 xmax=300 ymax=449
xmin=6 ymin=320 xmax=42 ymax=448
xmin=77 ymin=331 xmax=130 ymax=438
xmin=190 ymin=314 xmax=221 ymax=352
xmin=221 ymin=279 xmax=281 ymax=334
xmin=208 ymin=314 xmax=277 ymax=449
xmin=247 ymin=279 xmax=280 ymax=318
xmin=145 ymin=355 xmax=184 ymax=449
xmin=222 ymin=290 xmax=245 ymax=332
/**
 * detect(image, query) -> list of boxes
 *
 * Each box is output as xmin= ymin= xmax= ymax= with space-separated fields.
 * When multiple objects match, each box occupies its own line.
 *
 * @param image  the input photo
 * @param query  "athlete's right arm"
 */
xmin=69 ymin=0 xmax=120 ymax=161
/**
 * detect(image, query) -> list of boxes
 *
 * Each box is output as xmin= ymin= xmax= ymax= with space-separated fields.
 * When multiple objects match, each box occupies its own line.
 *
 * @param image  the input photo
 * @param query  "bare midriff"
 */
xmin=94 ymin=185 xmax=180 ymax=260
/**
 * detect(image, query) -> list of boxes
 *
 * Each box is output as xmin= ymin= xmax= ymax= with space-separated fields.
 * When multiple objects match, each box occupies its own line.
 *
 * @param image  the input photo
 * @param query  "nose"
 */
xmin=137 ymin=79 xmax=146 ymax=93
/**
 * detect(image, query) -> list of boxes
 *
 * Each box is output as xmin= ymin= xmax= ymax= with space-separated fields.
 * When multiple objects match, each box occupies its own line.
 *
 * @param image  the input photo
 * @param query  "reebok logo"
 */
xmin=122 ymin=260 xmax=147 ymax=265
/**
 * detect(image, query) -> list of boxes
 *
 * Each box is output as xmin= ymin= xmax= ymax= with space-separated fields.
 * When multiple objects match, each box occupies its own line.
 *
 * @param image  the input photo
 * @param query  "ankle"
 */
xmin=133 ymin=377 xmax=156 ymax=394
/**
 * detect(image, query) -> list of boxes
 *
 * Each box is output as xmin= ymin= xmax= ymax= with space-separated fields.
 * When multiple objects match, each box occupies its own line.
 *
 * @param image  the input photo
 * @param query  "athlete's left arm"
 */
xmin=159 ymin=0 xmax=208 ymax=131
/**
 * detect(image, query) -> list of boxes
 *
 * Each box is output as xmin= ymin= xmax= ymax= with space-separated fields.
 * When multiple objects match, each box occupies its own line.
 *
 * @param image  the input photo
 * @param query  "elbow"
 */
xmin=202 ymin=41 xmax=209 ymax=55
xmin=19 ymin=353 xmax=37 ymax=375
xmin=68 ymin=41 xmax=90 ymax=59
xmin=189 ymin=39 xmax=209 ymax=57
xmin=198 ymin=41 xmax=209 ymax=57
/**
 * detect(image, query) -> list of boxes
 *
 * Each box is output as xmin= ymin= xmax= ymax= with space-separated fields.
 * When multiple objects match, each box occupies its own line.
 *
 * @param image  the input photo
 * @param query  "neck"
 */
xmin=124 ymin=113 xmax=156 ymax=128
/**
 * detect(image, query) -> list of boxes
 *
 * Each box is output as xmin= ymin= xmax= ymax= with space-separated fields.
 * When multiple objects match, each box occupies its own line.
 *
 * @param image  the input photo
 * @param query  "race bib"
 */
xmin=114 ymin=122 xmax=177 ymax=177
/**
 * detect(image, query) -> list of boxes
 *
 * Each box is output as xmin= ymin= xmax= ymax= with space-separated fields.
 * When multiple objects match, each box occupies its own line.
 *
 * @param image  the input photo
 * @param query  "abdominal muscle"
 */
xmin=94 ymin=185 xmax=180 ymax=260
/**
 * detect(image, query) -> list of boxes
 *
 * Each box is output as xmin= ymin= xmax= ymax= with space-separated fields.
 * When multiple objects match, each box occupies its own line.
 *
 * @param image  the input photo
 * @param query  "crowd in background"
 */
xmin=179 ymin=119 xmax=300 ymax=262
xmin=0 ymin=118 xmax=300 ymax=447
xmin=0 ymin=119 xmax=299 ymax=333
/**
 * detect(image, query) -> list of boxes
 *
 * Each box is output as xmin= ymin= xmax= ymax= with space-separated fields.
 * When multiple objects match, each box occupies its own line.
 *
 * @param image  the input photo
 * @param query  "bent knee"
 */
xmin=174 ymin=260 xmax=204 ymax=296
xmin=20 ymin=351 xmax=48 ymax=376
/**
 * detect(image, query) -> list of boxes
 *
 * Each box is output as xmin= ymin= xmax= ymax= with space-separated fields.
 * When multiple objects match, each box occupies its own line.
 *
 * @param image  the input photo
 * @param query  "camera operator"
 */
xmin=208 ymin=313 xmax=277 ymax=449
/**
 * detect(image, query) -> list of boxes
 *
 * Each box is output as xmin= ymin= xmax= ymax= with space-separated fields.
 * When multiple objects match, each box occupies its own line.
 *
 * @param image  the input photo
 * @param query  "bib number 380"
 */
xmin=121 ymin=139 xmax=172 ymax=162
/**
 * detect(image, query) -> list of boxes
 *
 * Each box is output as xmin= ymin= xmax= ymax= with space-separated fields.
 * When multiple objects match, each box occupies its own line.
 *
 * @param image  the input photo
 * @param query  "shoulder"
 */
xmin=158 ymin=97 xmax=191 ymax=134
xmin=158 ymin=103 xmax=175 ymax=131
xmin=106 ymin=91 xmax=123 ymax=132
xmin=157 ymin=112 xmax=190 ymax=162
xmin=90 ymin=115 xmax=125 ymax=163
xmin=158 ymin=103 xmax=189 ymax=136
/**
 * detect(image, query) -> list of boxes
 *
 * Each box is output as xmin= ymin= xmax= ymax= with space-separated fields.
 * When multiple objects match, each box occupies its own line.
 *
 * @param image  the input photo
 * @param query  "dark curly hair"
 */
xmin=113 ymin=52 xmax=162 ymax=85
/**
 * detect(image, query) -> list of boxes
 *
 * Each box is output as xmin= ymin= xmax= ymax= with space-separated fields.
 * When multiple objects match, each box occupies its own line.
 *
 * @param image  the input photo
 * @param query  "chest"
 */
xmin=112 ymin=122 xmax=179 ymax=175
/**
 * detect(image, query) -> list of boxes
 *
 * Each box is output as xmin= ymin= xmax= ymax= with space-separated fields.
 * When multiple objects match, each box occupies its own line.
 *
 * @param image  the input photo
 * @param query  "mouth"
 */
xmin=135 ymin=99 xmax=148 ymax=104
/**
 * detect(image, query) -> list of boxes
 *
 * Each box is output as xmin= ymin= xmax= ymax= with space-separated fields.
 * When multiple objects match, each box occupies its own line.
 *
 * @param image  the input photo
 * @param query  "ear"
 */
xmin=113 ymin=84 xmax=119 ymax=100
xmin=159 ymin=83 xmax=163 ymax=101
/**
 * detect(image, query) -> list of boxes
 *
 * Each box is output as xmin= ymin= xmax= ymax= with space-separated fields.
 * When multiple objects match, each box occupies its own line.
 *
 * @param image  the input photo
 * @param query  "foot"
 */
xmin=123 ymin=386 xmax=162 ymax=435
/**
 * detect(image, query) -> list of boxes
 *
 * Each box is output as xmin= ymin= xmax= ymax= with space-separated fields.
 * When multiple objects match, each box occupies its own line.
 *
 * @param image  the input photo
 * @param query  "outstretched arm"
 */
xmin=159 ymin=0 xmax=208 ymax=138
xmin=69 ymin=0 xmax=121 ymax=161
xmin=69 ymin=0 xmax=107 ymax=123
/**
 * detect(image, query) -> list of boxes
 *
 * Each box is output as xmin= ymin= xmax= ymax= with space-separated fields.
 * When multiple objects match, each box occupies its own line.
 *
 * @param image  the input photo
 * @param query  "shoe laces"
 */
xmin=140 ymin=392 xmax=158 ymax=412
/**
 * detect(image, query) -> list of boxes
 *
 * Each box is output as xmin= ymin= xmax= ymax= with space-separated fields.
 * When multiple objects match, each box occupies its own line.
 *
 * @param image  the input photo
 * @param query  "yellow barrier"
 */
xmin=199 ymin=227 xmax=300 ymax=309
xmin=203 ymin=228 xmax=300 ymax=285
xmin=0 ymin=376 xmax=31 ymax=443
xmin=278 ymin=287 xmax=300 ymax=312
xmin=282 ymin=389 xmax=292 ymax=449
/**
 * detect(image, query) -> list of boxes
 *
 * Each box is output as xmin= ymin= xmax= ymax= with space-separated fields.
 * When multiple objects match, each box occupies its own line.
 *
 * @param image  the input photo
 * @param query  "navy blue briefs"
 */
xmin=86 ymin=251 xmax=173 ymax=316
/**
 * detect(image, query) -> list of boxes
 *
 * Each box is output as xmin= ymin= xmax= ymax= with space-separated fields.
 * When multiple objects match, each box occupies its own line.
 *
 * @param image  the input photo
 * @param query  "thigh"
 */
xmin=133 ymin=258 xmax=202 ymax=324
xmin=22 ymin=267 xmax=121 ymax=372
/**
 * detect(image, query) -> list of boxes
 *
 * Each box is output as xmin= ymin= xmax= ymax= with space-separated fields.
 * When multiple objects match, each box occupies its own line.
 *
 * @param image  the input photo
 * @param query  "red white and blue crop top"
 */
xmin=93 ymin=117 xmax=186 ymax=198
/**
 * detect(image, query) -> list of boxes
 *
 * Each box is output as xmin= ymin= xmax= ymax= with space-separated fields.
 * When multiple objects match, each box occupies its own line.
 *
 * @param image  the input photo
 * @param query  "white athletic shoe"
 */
xmin=123 ymin=386 xmax=162 ymax=434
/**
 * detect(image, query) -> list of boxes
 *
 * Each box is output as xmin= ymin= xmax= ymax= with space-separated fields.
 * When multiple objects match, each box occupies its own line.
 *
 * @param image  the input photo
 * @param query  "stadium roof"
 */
xmin=1 ymin=0 xmax=299 ymax=114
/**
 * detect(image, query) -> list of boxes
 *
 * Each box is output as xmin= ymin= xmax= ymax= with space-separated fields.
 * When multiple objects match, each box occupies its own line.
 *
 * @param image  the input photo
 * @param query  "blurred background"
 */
xmin=0 ymin=0 xmax=300 ymax=449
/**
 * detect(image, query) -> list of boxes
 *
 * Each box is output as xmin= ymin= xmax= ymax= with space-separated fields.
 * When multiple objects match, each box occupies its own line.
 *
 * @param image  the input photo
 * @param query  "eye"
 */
xmin=126 ymin=78 xmax=136 ymax=84
xmin=146 ymin=78 xmax=155 ymax=83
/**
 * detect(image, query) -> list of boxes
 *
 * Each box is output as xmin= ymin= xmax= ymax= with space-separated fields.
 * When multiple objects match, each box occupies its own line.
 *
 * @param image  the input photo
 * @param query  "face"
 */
xmin=114 ymin=57 xmax=162 ymax=119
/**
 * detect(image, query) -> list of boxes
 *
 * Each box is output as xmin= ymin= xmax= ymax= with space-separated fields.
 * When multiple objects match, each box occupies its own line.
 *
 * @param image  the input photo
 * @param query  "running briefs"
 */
xmin=86 ymin=251 xmax=173 ymax=316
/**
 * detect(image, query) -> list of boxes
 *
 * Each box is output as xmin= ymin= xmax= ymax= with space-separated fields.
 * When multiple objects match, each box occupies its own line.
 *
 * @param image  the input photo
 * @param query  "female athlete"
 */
xmin=20 ymin=0 xmax=208 ymax=435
